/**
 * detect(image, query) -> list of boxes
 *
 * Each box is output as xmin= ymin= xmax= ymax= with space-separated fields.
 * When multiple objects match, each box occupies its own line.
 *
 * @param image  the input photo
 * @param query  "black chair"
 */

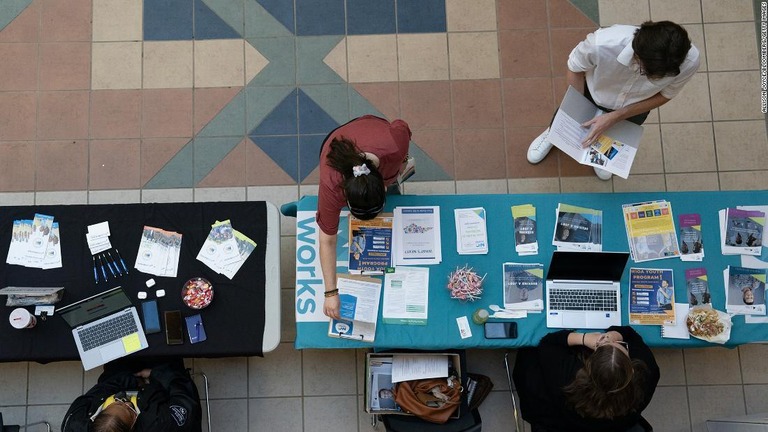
xmin=0 ymin=413 xmax=50 ymax=432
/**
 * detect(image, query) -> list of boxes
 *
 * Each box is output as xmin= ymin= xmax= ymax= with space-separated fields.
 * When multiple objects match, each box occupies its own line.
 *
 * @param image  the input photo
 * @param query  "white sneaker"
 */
xmin=593 ymin=166 xmax=613 ymax=181
xmin=527 ymin=128 xmax=553 ymax=164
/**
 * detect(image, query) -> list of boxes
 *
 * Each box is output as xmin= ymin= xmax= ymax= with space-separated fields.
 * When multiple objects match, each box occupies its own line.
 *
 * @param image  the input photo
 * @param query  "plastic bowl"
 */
xmin=182 ymin=277 xmax=214 ymax=309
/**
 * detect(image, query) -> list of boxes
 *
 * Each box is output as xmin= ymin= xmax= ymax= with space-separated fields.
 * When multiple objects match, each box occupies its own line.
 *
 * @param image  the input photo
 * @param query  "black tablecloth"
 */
xmin=0 ymin=201 xmax=268 ymax=362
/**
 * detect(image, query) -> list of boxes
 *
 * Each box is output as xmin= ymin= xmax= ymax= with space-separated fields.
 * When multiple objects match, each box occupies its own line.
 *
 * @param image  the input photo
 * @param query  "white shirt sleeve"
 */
xmin=567 ymin=31 xmax=598 ymax=73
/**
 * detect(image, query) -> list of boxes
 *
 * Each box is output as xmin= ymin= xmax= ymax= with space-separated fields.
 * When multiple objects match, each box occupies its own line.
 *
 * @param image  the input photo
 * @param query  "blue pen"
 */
xmin=92 ymin=256 xmax=99 ymax=284
xmin=107 ymin=251 xmax=123 ymax=276
xmin=98 ymin=255 xmax=108 ymax=281
xmin=103 ymin=253 xmax=117 ymax=278
xmin=115 ymin=249 xmax=129 ymax=274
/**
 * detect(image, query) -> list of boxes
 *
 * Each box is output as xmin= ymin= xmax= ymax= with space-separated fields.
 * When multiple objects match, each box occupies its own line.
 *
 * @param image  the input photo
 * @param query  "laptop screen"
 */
xmin=546 ymin=251 xmax=629 ymax=282
xmin=58 ymin=287 xmax=133 ymax=328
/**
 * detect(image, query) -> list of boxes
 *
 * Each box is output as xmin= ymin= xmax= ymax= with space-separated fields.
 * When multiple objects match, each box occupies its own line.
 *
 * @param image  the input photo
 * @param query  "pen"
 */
xmin=103 ymin=253 xmax=117 ymax=278
xmin=92 ymin=256 xmax=99 ymax=284
xmin=115 ymin=249 xmax=129 ymax=274
xmin=98 ymin=255 xmax=108 ymax=281
xmin=107 ymin=251 xmax=123 ymax=276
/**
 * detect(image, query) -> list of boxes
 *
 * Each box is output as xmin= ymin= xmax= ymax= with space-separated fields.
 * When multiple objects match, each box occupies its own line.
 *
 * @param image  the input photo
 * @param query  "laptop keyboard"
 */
xmin=78 ymin=312 xmax=138 ymax=352
xmin=548 ymin=288 xmax=618 ymax=312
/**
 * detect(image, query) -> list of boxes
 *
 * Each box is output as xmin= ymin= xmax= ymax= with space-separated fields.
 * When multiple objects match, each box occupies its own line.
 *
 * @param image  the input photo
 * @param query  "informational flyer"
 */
xmin=622 ymin=200 xmax=681 ymax=263
xmin=382 ymin=266 xmax=429 ymax=325
xmin=502 ymin=262 xmax=544 ymax=312
xmin=629 ymin=268 xmax=676 ymax=325
xmin=393 ymin=206 xmax=442 ymax=265
xmin=348 ymin=214 xmax=393 ymax=274
xmin=25 ymin=213 xmax=55 ymax=266
xmin=454 ymin=207 xmax=488 ymax=255
xmin=328 ymin=275 xmax=382 ymax=342
xmin=678 ymin=213 xmax=704 ymax=261
xmin=511 ymin=204 xmax=538 ymax=256
xmin=135 ymin=226 xmax=182 ymax=277
xmin=725 ymin=265 xmax=766 ymax=315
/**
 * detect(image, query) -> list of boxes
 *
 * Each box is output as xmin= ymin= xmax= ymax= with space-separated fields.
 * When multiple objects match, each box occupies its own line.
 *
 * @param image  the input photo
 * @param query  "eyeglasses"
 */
xmin=113 ymin=397 xmax=139 ymax=427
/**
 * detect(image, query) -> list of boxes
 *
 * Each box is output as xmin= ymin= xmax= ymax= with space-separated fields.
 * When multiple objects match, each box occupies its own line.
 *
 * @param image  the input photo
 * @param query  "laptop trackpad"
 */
xmin=100 ymin=342 xmax=125 ymax=362
xmin=562 ymin=313 xmax=587 ymax=329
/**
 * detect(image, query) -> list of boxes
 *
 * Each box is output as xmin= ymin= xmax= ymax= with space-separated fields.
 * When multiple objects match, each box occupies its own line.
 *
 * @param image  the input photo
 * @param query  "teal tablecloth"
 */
xmin=293 ymin=191 xmax=768 ymax=349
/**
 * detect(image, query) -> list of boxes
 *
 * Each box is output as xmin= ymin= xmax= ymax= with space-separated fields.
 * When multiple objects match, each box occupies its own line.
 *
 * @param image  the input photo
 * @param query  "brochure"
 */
xmin=553 ymin=203 xmax=602 ymax=251
xmin=622 ymin=200 xmax=680 ymax=263
xmin=368 ymin=357 xmax=400 ymax=412
xmin=678 ymin=213 xmax=704 ymax=261
xmin=328 ymin=275 xmax=382 ymax=342
xmin=724 ymin=265 xmax=766 ymax=315
xmin=41 ymin=222 xmax=62 ymax=270
xmin=511 ymin=204 xmax=538 ymax=256
xmin=25 ymin=213 xmax=55 ymax=266
xmin=220 ymin=229 xmax=257 ymax=280
xmin=547 ymin=86 xmax=644 ymax=179
xmin=720 ymin=208 xmax=764 ymax=256
xmin=392 ymin=206 xmax=442 ymax=265
xmin=382 ymin=267 xmax=429 ymax=325
xmin=628 ymin=268 xmax=676 ymax=325
xmin=738 ymin=204 xmax=768 ymax=269
xmin=454 ymin=207 xmax=488 ymax=255
xmin=6 ymin=220 xmax=32 ymax=266
xmin=196 ymin=220 xmax=242 ymax=274
xmin=502 ymin=262 xmax=544 ymax=311
xmin=348 ymin=214 xmax=393 ymax=274
xmin=685 ymin=267 xmax=711 ymax=307
xmin=135 ymin=226 xmax=182 ymax=277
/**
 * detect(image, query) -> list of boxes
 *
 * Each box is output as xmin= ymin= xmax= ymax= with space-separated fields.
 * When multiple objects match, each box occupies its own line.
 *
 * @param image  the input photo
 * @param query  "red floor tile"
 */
xmin=0 ymin=43 xmax=38 ymax=91
xmin=198 ymin=139 xmax=247 ymax=187
xmin=89 ymin=139 xmax=141 ymax=190
xmin=0 ymin=92 xmax=36 ymax=140
xmin=39 ymin=42 xmax=91 ymax=90
xmin=499 ymin=29 xmax=552 ymax=78
xmin=90 ymin=90 xmax=142 ymax=139
xmin=142 ymin=89 xmax=194 ymax=138
xmin=352 ymin=82 xmax=401 ymax=121
xmin=400 ymin=81 xmax=452 ymax=129
xmin=193 ymin=87 xmax=243 ymax=134
xmin=548 ymin=0 xmax=597 ymax=27
xmin=0 ymin=141 xmax=35 ymax=191
xmin=411 ymin=129 xmax=454 ymax=178
xmin=40 ymin=0 xmax=91 ymax=41
xmin=454 ymin=128 xmax=505 ymax=180
xmin=140 ymin=137 xmax=190 ymax=186
xmin=36 ymin=140 xmax=88 ymax=190
xmin=559 ymin=151 xmax=594 ymax=177
xmin=246 ymin=138 xmax=297 ymax=186
xmin=497 ymin=0 xmax=548 ymax=30
xmin=38 ymin=91 xmax=89 ymax=139
xmin=549 ymin=28 xmax=596 ymax=77
xmin=0 ymin=0 xmax=40 ymax=43
xmin=502 ymin=78 xmax=555 ymax=128
xmin=505 ymin=126 xmax=560 ymax=178
xmin=451 ymin=80 xmax=503 ymax=129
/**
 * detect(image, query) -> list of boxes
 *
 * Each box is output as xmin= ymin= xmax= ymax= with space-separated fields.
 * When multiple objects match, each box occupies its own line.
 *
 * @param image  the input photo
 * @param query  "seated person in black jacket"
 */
xmin=513 ymin=326 xmax=659 ymax=432
xmin=62 ymin=359 xmax=202 ymax=432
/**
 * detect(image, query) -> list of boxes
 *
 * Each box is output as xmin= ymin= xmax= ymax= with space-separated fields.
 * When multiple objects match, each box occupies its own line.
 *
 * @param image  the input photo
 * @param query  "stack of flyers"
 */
xmin=511 ymin=204 xmax=538 ymax=256
xmin=454 ymin=207 xmax=488 ymax=255
xmin=552 ymin=203 xmax=602 ymax=251
xmin=724 ymin=265 xmax=767 ymax=315
xmin=719 ymin=208 xmax=764 ymax=256
xmin=622 ymin=200 xmax=680 ymax=263
xmin=685 ymin=267 xmax=711 ymax=307
xmin=6 ymin=214 xmax=62 ymax=269
xmin=502 ymin=262 xmax=544 ymax=313
xmin=392 ymin=206 xmax=442 ymax=266
xmin=196 ymin=220 xmax=256 ymax=280
xmin=678 ymin=214 xmax=704 ymax=261
xmin=135 ymin=226 xmax=182 ymax=277
xmin=86 ymin=221 xmax=112 ymax=255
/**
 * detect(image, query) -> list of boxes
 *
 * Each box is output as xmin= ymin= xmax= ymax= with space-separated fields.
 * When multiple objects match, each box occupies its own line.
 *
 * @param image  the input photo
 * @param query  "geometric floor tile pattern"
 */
xmin=1 ymin=0 xmax=768 ymax=431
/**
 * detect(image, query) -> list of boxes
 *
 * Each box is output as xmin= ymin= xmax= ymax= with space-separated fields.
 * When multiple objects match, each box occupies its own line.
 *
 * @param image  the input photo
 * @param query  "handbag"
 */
xmin=393 ymin=375 xmax=462 ymax=424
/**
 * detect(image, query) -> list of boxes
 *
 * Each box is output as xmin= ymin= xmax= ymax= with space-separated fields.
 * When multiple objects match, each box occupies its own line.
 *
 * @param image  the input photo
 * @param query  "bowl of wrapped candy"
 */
xmin=182 ymin=277 xmax=213 ymax=309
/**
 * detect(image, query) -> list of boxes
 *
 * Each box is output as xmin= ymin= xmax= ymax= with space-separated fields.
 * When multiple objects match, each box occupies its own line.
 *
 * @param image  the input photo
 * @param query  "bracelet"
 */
xmin=582 ymin=333 xmax=586 ymax=346
xmin=324 ymin=289 xmax=339 ymax=298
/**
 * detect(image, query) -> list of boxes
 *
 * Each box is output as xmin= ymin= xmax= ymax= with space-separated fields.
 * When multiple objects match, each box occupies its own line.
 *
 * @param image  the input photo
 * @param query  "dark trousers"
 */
xmin=550 ymin=84 xmax=650 ymax=127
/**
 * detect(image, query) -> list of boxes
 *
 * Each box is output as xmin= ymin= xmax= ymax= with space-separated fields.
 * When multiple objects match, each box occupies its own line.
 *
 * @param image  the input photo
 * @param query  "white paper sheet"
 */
xmin=391 ymin=355 xmax=449 ymax=383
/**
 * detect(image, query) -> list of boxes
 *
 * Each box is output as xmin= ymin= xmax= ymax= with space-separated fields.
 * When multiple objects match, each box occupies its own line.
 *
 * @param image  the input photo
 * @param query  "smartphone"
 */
xmin=484 ymin=322 xmax=518 ymax=339
xmin=164 ymin=310 xmax=184 ymax=345
xmin=185 ymin=314 xmax=207 ymax=344
xmin=141 ymin=300 xmax=161 ymax=334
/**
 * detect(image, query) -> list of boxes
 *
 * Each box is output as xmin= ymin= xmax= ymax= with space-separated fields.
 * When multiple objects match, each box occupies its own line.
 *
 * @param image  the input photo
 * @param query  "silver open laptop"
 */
xmin=545 ymin=251 xmax=629 ymax=329
xmin=58 ymin=286 xmax=148 ymax=370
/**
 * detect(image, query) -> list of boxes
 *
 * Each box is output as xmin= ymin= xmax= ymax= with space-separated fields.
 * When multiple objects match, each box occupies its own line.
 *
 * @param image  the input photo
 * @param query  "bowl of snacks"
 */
xmin=182 ymin=277 xmax=214 ymax=309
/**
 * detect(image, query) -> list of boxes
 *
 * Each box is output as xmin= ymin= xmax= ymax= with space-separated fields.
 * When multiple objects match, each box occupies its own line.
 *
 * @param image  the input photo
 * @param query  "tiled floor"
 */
xmin=0 ymin=0 xmax=766 ymax=431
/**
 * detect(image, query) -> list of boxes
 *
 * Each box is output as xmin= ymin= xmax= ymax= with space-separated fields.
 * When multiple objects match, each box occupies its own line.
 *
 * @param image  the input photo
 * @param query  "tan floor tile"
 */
xmin=39 ymin=42 xmax=91 ymax=90
xmin=719 ymin=170 xmax=768 ymax=190
xmin=144 ymin=41 xmax=193 ymax=89
xmin=559 ymin=176 xmax=614 ymax=193
xmin=246 ymin=185 xmax=300 ymax=236
xmin=446 ymin=0 xmax=497 ymax=32
xmin=598 ymin=0 xmax=650 ymax=26
xmin=502 ymin=78 xmax=554 ymax=128
xmin=36 ymin=140 xmax=88 ymax=190
xmin=650 ymin=0 xmax=702 ymax=23
xmin=140 ymin=188 xmax=194 ymax=203
xmin=0 ymin=141 xmax=35 ymax=192
xmin=684 ymin=24 xmax=707 ymax=72
xmin=193 ymin=357 xmax=248 ymax=399
xmin=0 ymin=92 xmax=36 ymax=141
xmin=632 ymin=125 xmax=663 ymax=174
xmin=92 ymin=0 xmax=143 ymax=41
xmin=0 ymin=362 xmax=28 ymax=405
xmin=303 ymin=349 xmax=357 ymax=395
xmin=499 ymin=29 xmax=551 ymax=78
xmin=400 ymin=82 xmax=451 ymax=128
xmin=347 ymin=35 xmax=398 ymax=83
xmin=666 ymin=172 xmax=720 ymax=191
xmin=658 ymin=73 xmax=711 ymax=122
xmin=91 ymin=41 xmax=142 ymax=89
xmin=249 ymin=398 xmax=303 ymax=432
xmin=304 ymin=396 xmax=358 ymax=432
xmin=448 ymin=32 xmax=500 ymax=80
xmin=397 ymin=33 xmax=449 ymax=81
xmin=661 ymin=123 xmax=717 ymax=173
xmin=478 ymin=391 xmax=519 ymax=431
xmin=714 ymin=120 xmax=768 ymax=171
xmin=249 ymin=343 xmax=302 ymax=397
xmin=456 ymin=179 xmax=508 ymax=193
xmin=0 ymin=43 xmax=37 ymax=91
xmin=40 ymin=0 xmax=91 ymax=41
xmin=28 ymin=361 xmax=83 ymax=404
xmin=466 ymin=349 xmax=512 ymax=391
xmin=644 ymin=386 xmax=691 ymax=432
xmin=89 ymin=139 xmax=141 ymax=190
xmin=702 ymin=0 xmax=755 ymax=22
xmin=142 ymin=89 xmax=194 ymax=138
xmin=508 ymin=177 xmax=561 ymax=193
xmin=452 ymin=80 xmax=503 ymax=128
xmin=745 ymin=384 xmax=768 ymax=414
xmin=549 ymin=28 xmax=595 ymax=77
xmin=709 ymin=71 xmax=763 ymax=121
xmin=652 ymin=348 xmax=687 ymax=386
xmin=613 ymin=174 xmax=666 ymax=192
xmin=88 ymin=189 xmax=141 ymax=204
xmin=207 ymin=399 xmax=248 ymax=431
xmin=688 ymin=385 xmax=745 ymax=432
xmin=740 ymin=344 xmax=768 ymax=384
xmin=684 ymin=347 xmax=742 ymax=385
xmin=405 ymin=181 xmax=457 ymax=195
xmin=194 ymin=39 xmax=247 ymax=88
xmin=454 ymin=128 xmax=505 ymax=180
xmin=497 ymin=0 xmax=547 ymax=30
xmin=705 ymin=22 xmax=759 ymax=71
xmin=37 ymin=90 xmax=89 ymax=139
